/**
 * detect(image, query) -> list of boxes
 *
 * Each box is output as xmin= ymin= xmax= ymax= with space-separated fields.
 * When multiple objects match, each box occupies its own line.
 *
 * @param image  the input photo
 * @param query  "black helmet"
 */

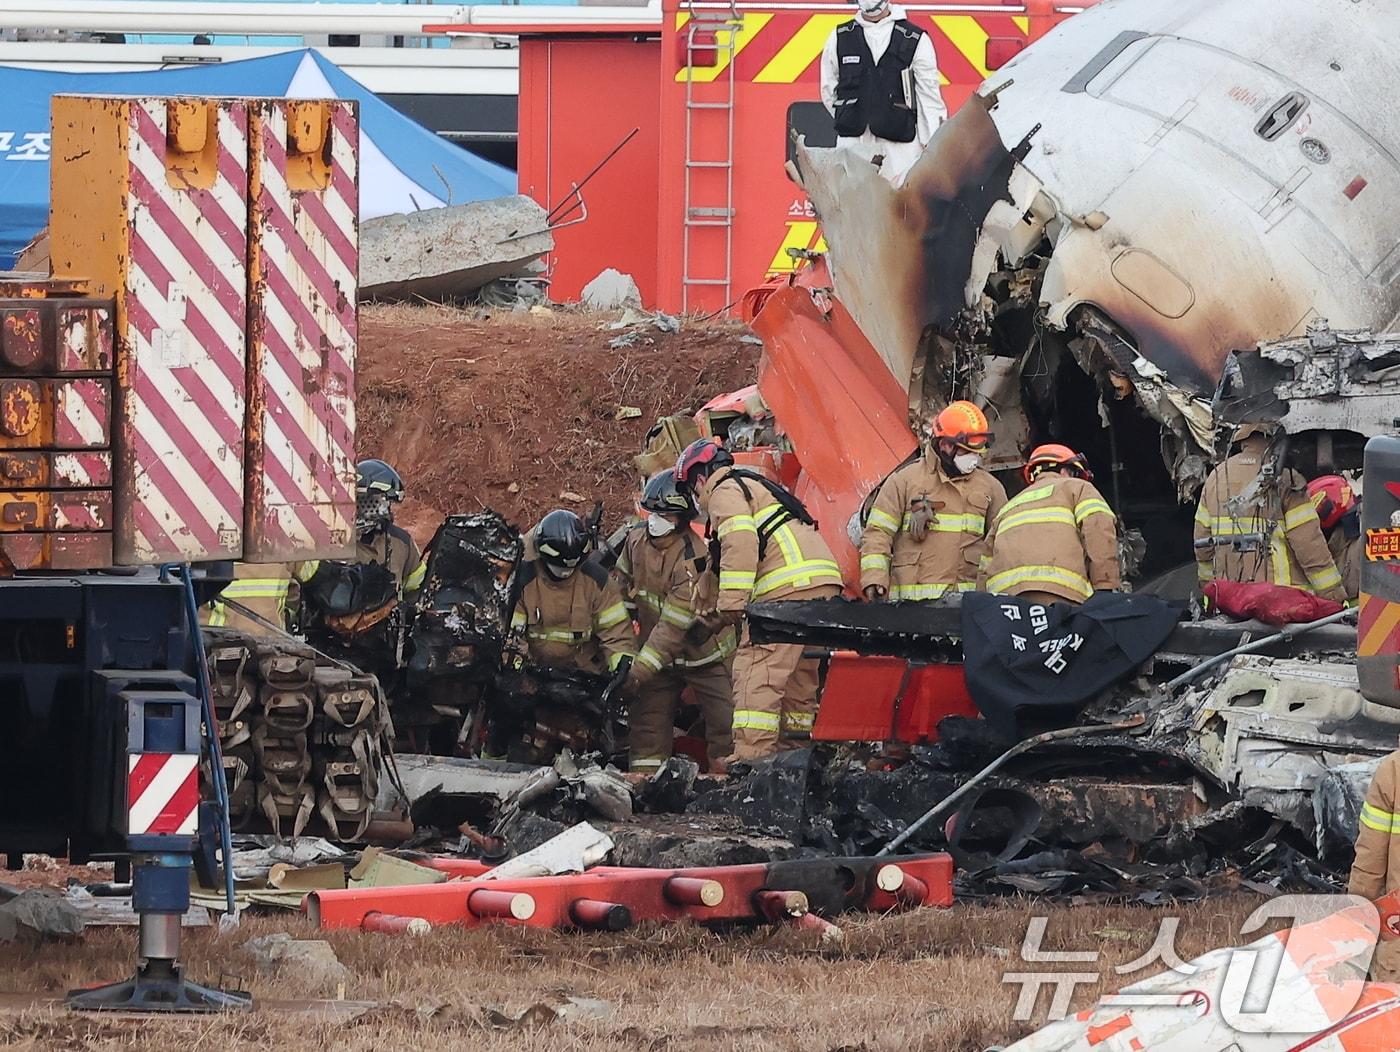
xmin=640 ymin=469 xmax=696 ymax=519
xmin=534 ymin=509 xmax=589 ymax=580
xmin=355 ymin=459 xmax=403 ymax=534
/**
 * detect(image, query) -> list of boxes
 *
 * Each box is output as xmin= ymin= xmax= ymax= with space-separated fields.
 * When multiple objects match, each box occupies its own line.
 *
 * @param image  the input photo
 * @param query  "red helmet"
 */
xmin=1307 ymin=475 xmax=1356 ymax=530
xmin=674 ymin=438 xmax=733 ymax=489
xmin=931 ymin=400 xmax=994 ymax=453
xmin=1024 ymin=443 xmax=1093 ymax=484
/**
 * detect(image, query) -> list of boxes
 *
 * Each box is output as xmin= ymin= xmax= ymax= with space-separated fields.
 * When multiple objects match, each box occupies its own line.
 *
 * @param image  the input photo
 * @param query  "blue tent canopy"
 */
xmin=0 ymin=49 xmax=516 ymax=265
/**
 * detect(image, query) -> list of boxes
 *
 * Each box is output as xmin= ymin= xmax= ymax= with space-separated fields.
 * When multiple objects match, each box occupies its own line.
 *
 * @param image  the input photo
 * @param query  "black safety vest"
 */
xmin=832 ymin=18 xmax=924 ymax=143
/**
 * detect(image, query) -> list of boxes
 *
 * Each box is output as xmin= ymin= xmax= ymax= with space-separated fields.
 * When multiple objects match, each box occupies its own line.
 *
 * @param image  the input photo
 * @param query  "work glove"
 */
xmin=863 ymin=584 xmax=887 ymax=603
xmin=629 ymin=659 xmax=658 ymax=691
xmin=908 ymin=498 xmax=938 ymax=543
xmin=699 ymin=608 xmax=741 ymax=633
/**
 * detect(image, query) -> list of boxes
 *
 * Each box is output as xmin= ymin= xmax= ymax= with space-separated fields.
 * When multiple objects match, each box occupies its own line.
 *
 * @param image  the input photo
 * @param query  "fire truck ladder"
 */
xmin=681 ymin=0 xmax=742 ymax=314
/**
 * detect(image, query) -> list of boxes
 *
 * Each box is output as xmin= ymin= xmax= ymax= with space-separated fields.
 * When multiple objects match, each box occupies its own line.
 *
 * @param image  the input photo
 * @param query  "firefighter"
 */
xmin=1308 ymin=474 xmax=1362 ymax=603
xmin=510 ymin=509 xmax=637 ymax=679
xmin=1348 ymin=743 xmax=1400 ymax=983
xmin=1193 ymin=425 xmax=1346 ymax=604
xmin=860 ymin=400 xmax=1006 ymax=602
xmin=819 ymin=0 xmax=946 ymax=186
xmin=675 ymin=438 xmax=844 ymax=762
xmin=981 ymin=444 xmax=1120 ymax=606
xmin=616 ymin=471 xmax=736 ymax=774
xmin=299 ymin=459 xmax=426 ymax=621
xmin=204 ymin=561 xmax=296 ymax=634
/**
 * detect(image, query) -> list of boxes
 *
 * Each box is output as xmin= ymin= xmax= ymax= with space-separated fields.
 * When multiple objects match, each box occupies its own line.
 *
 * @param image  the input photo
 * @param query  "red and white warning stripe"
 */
xmin=127 ymin=752 xmax=199 ymax=836
xmin=118 ymin=98 xmax=249 ymax=564
xmin=244 ymin=100 xmax=358 ymax=561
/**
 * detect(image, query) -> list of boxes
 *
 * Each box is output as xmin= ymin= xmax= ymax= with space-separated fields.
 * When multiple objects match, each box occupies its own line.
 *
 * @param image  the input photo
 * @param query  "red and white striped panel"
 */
xmin=244 ymin=100 xmax=358 ymax=562
xmin=54 ymin=379 xmax=109 ymax=449
xmin=127 ymin=752 xmax=199 ymax=836
xmin=117 ymin=98 xmax=248 ymax=565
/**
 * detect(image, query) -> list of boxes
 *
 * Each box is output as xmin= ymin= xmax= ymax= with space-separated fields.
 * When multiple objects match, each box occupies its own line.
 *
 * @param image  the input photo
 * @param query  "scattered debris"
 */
xmin=243 ymin=934 xmax=352 ymax=992
xmin=62 ymin=886 xmax=209 ymax=928
xmin=350 ymin=848 xmax=447 ymax=889
xmin=480 ymin=821 xmax=612 ymax=880
xmin=581 ymin=268 xmax=642 ymax=311
xmin=0 ymin=889 xmax=84 ymax=943
xmin=613 ymin=405 xmax=642 ymax=420
xmin=360 ymin=196 xmax=554 ymax=303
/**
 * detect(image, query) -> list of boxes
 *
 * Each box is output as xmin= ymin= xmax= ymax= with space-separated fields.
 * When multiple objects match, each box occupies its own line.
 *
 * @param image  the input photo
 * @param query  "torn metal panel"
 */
xmin=1183 ymin=655 xmax=1400 ymax=833
xmin=1314 ymin=758 xmax=1382 ymax=862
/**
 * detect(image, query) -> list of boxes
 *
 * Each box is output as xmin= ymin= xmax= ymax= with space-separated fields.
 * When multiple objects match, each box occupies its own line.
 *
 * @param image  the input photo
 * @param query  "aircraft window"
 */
xmin=1255 ymin=92 xmax=1309 ymax=141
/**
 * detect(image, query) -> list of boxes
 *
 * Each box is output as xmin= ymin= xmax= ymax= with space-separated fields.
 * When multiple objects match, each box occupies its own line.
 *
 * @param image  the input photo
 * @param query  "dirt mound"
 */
xmin=357 ymin=304 xmax=760 ymax=544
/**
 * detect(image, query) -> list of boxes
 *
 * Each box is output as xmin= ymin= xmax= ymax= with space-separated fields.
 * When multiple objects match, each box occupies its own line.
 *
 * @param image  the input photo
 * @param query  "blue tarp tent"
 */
xmin=0 ymin=49 xmax=516 ymax=265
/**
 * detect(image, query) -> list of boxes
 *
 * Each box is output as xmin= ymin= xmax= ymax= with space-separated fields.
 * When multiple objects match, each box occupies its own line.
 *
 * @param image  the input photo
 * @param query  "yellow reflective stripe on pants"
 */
xmin=995 ymin=506 xmax=1076 ymax=533
xmin=733 ymin=709 xmax=781 ymax=731
xmin=891 ymin=582 xmax=950 ymax=600
xmin=867 ymin=507 xmax=899 ymax=533
xmin=207 ymin=603 xmax=228 ymax=626
xmin=676 ymin=633 xmax=736 ymax=668
xmin=1361 ymin=802 xmax=1400 ymax=833
xmin=987 ymin=564 xmax=1093 ymax=600
xmin=781 ymin=712 xmax=814 ymax=731
xmin=222 ymin=580 xmax=291 ymax=599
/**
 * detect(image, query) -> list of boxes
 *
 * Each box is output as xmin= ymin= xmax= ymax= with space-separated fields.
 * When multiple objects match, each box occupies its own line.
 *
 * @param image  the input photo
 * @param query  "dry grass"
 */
xmin=0 ymin=896 xmax=1280 ymax=1051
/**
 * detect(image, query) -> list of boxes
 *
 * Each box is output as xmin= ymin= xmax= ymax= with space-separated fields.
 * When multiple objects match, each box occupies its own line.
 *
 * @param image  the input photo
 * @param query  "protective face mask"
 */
xmin=542 ymin=561 xmax=577 ymax=582
xmin=953 ymin=452 xmax=983 ymax=475
xmin=857 ymin=0 xmax=890 ymax=17
xmin=646 ymin=514 xmax=676 ymax=538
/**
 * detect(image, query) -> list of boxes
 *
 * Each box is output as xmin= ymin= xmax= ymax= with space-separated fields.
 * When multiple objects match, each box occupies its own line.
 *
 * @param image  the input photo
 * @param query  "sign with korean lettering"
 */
xmin=1366 ymin=527 xmax=1400 ymax=562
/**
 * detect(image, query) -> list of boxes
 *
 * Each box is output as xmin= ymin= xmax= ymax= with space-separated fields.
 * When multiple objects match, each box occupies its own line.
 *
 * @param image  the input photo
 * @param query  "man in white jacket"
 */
xmin=819 ymin=0 xmax=946 ymax=186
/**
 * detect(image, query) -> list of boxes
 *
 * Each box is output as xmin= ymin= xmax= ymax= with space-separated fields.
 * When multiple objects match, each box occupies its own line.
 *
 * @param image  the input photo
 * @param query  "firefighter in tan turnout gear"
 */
xmin=675 ymin=438 xmax=844 ymax=762
xmin=510 ymin=509 xmax=637 ymax=678
xmin=1348 ymin=744 xmax=1400 ymax=983
xmin=860 ymin=400 xmax=1006 ymax=602
xmin=615 ymin=471 xmax=736 ymax=774
xmin=982 ymin=444 xmax=1120 ymax=605
xmin=1193 ymin=424 xmax=1346 ymax=604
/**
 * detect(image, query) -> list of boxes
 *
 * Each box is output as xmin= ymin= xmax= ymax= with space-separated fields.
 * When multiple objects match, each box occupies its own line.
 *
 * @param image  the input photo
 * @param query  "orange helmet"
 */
xmin=931 ymin=401 xmax=993 ymax=453
xmin=1023 ymin=443 xmax=1092 ymax=484
xmin=1307 ymin=474 xmax=1356 ymax=530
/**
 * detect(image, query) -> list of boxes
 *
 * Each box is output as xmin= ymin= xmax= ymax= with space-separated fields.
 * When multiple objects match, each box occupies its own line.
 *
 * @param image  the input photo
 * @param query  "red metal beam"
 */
xmin=309 ymin=855 xmax=954 ymax=931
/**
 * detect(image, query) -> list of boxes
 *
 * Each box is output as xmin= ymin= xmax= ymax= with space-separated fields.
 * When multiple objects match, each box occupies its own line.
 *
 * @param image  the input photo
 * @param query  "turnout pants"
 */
xmin=630 ymin=661 xmax=734 ymax=772
xmin=730 ymin=626 xmax=823 ymax=762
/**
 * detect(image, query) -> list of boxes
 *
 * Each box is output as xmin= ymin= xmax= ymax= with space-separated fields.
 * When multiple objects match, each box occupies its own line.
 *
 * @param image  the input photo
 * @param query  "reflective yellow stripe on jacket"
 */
xmin=1360 ymin=801 xmax=1400 ymax=834
xmin=751 ymin=502 xmax=842 ymax=598
xmin=985 ymin=564 xmax=1093 ymax=601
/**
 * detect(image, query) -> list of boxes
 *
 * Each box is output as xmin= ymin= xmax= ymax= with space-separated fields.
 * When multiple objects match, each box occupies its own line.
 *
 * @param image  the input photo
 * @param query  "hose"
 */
xmin=163 ymin=563 xmax=238 ymax=924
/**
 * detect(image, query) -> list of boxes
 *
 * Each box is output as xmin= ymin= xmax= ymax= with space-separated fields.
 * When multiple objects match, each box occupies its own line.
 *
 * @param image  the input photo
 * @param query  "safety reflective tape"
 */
xmin=753 ymin=559 xmax=843 ymax=597
xmin=528 ymin=628 xmax=583 ymax=643
xmin=207 ymin=603 xmax=228 ymax=626
xmin=1196 ymin=560 xmax=1215 ymax=583
xmin=633 ymin=590 xmax=664 ymax=612
xmin=899 ymin=513 xmax=986 ymax=533
xmin=511 ymin=611 xmax=527 ymax=629
xmin=127 ymin=752 xmax=199 ymax=836
xmin=660 ymin=605 xmax=694 ymax=629
xmin=1194 ymin=504 xmax=1213 ymax=528
xmin=295 ymin=560 xmax=320 ymax=581
xmin=636 ymin=645 xmax=665 ymax=671
xmin=1073 ymin=499 xmax=1113 ymax=524
xmin=995 ymin=506 xmax=1076 ymax=534
xmin=718 ymin=515 xmax=757 ymax=537
xmin=892 ymin=583 xmax=949 ymax=600
xmin=404 ymin=563 xmax=426 ymax=591
xmin=860 ymin=553 xmax=890 ymax=572
xmin=596 ymin=603 xmax=631 ymax=630
xmin=987 ymin=564 xmax=1093 ymax=599
xmin=1360 ymin=802 xmax=1400 ymax=834
xmin=1269 ymin=529 xmax=1293 ymax=587
xmin=608 ymin=651 xmax=628 ymax=671
xmin=1001 ymin=483 xmax=1055 ymax=516
xmin=720 ymin=570 xmax=757 ymax=591
xmin=1282 ymin=504 xmax=1321 ymax=532
xmin=782 ymin=712 xmax=814 ymax=731
xmin=1305 ymin=564 xmax=1343 ymax=593
xmin=1204 ymin=518 xmax=1265 ymax=536
xmin=733 ymin=710 xmax=781 ymax=731
xmin=630 ymin=758 xmax=665 ymax=770
xmin=867 ymin=507 xmax=900 ymax=534
xmin=222 ymin=581 xmax=290 ymax=598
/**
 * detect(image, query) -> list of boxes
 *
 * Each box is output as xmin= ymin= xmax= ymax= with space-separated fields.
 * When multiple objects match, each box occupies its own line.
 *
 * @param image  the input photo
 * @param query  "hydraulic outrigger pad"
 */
xmin=67 ymin=957 xmax=252 ymax=1013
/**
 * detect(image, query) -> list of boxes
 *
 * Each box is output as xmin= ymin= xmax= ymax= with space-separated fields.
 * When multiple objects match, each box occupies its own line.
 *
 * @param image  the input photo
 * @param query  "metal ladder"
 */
xmin=680 ymin=0 xmax=741 ymax=314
